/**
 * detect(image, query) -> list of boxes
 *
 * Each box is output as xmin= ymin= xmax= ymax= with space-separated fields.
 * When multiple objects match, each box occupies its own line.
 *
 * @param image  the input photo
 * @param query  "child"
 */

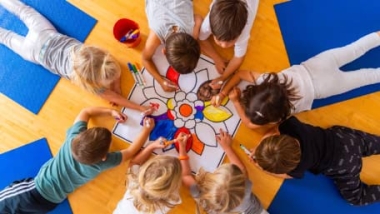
xmin=0 ymin=0 xmax=152 ymax=114
xmin=142 ymin=0 xmax=203 ymax=92
xmin=113 ymin=135 xmax=186 ymax=214
xmin=0 ymin=107 xmax=154 ymax=213
xmin=212 ymin=31 xmax=380 ymax=129
xmin=181 ymin=129 xmax=267 ymax=214
xmin=252 ymin=116 xmax=380 ymax=206
xmin=200 ymin=0 xmax=259 ymax=85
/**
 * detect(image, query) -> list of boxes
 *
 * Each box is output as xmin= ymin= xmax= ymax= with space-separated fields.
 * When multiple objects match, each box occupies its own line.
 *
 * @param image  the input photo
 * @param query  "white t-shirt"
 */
xmin=255 ymin=65 xmax=315 ymax=113
xmin=199 ymin=0 xmax=259 ymax=57
xmin=113 ymin=165 xmax=181 ymax=214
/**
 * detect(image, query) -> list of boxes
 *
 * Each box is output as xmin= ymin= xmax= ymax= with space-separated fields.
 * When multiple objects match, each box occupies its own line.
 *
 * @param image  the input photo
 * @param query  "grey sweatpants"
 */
xmin=324 ymin=126 xmax=380 ymax=206
xmin=302 ymin=32 xmax=380 ymax=99
xmin=0 ymin=0 xmax=57 ymax=63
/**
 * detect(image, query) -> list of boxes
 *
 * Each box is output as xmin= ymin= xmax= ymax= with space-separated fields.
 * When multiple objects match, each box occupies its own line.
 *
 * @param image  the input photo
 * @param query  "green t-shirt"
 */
xmin=35 ymin=121 xmax=122 ymax=203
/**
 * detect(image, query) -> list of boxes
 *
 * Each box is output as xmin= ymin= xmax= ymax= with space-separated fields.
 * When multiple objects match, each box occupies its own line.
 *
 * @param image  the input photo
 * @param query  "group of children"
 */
xmin=1 ymin=0 xmax=380 ymax=213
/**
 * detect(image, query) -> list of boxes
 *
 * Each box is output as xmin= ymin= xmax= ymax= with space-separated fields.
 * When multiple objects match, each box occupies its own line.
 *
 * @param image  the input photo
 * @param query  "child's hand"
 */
xmin=214 ymin=58 xmax=228 ymax=74
xmin=111 ymin=110 xmax=127 ymax=123
xmin=249 ymin=147 xmax=256 ymax=163
xmin=149 ymin=137 xmax=167 ymax=150
xmin=177 ymin=132 xmax=190 ymax=148
xmin=216 ymin=129 xmax=232 ymax=150
xmin=228 ymin=87 xmax=241 ymax=102
xmin=209 ymin=77 xmax=224 ymax=90
xmin=211 ymin=92 xmax=226 ymax=107
xmin=161 ymin=79 xmax=179 ymax=92
xmin=142 ymin=117 xmax=155 ymax=131
xmin=140 ymin=105 xmax=155 ymax=116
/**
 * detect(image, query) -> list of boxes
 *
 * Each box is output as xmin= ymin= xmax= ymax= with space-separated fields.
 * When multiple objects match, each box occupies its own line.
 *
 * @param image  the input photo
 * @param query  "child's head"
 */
xmin=210 ymin=0 xmax=248 ymax=46
xmin=240 ymin=73 xmax=299 ymax=125
xmin=72 ymin=45 xmax=121 ymax=93
xmin=71 ymin=127 xmax=112 ymax=164
xmin=254 ymin=135 xmax=301 ymax=174
xmin=165 ymin=32 xmax=200 ymax=74
xmin=130 ymin=156 xmax=182 ymax=213
xmin=195 ymin=164 xmax=246 ymax=213
xmin=197 ymin=80 xmax=220 ymax=101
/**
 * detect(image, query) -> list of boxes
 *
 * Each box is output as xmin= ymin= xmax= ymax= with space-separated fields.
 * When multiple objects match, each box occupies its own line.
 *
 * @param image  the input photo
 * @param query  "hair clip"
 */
xmin=255 ymin=111 xmax=264 ymax=118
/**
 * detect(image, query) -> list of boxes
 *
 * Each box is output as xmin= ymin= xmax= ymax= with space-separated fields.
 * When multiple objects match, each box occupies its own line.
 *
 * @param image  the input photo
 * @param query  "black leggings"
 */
xmin=324 ymin=126 xmax=380 ymax=206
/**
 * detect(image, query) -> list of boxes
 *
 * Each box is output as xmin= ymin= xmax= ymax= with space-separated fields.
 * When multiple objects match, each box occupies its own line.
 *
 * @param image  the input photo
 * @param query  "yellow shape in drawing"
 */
xmin=204 ymin=97 xmax=228 ymax=107
xmin=220 ymin=96 xmax=228 ymax=105
xmin=203 ymin=106 xmax=232 ymax=122
xmin=167 ymin=98 xmax=175 ymax=110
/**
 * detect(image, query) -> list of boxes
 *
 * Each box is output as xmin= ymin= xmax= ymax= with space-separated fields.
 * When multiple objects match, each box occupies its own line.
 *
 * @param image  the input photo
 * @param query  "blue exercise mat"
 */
xmin=268 ymin=172 xmax=380 ymax=214
xmin=0 ymin=138 xmax=72 ymax=214
xmin=0 ymin=0 xmax=97 ymax=114
xmin=274 ymin=0 xmax=380 ymax=109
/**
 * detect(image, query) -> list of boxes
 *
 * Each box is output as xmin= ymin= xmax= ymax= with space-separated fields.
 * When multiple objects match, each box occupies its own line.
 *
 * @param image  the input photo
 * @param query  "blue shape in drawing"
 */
xmin=149 ymin=119 xmax=177 ymax=141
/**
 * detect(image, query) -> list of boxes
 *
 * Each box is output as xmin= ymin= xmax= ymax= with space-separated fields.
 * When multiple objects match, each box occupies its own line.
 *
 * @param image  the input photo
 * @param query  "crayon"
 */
xmin=240 ymin=144 xmax=251 ymax=156
xmin=146 ymin=119 xmax=150 ymax=128
xmin=211 ymin=80 xmax=223 ymax=85
xmin=163 ymin=81 xmax=178 ymax=89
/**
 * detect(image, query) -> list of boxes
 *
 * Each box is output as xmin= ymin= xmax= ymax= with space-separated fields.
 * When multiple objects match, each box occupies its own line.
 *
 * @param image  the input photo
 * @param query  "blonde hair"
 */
xmin=195 ymin=164 xmax=246 ymax=213
xmin=129 ymin=156 xmax=182 ymax=213
xmin=71 ymin=45 xmax=121 ymax=93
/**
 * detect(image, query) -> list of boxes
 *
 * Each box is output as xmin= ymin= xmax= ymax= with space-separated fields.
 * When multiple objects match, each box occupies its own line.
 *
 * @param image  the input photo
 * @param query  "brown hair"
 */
xmin=210 ymin=0 xmax=248 ymax=41
xmin=165 ymin=32 xmax=200 ymax=74
xmin=71 ymin=127 xmax=112 ymax=164
xmin=72 ymin=45 xmax=121 ymax=94
xmin=197 ymin=80 xmax=221 ymax=101
xmin=240 ymin=72 xmax=300 ymax=125
xmin=130 ymin=156 xmax=182 ymax=213
xmin=195 ymin=164 xmax=246 ymax=213
xmin=255 ymin=135 xmax=301 ymax=174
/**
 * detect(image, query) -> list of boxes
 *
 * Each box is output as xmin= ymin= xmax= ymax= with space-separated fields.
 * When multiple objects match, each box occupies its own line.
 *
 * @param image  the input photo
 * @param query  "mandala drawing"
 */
xmin=113 ymin=49 xmax=242 ymax=173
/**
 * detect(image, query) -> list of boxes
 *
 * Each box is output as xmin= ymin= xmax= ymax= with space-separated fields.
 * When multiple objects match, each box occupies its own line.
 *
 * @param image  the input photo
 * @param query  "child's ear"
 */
xmin=161 ymin=48 xmax=166 ymax=55
xmin=102 ymin=156 xmax=107 ymax=161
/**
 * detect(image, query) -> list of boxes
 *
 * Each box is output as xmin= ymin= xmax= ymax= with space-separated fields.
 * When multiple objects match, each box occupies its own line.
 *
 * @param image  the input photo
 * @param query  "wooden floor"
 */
xmin=1 ymin=0 xmax=380 ymax=213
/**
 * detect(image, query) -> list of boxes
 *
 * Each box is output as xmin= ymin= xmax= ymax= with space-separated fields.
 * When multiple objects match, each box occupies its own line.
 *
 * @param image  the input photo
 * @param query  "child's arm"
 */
xmin=142 ymin=31 xmax=177 ymax=92
xmin=120 ymin=117 xmax=155 ymax=163
xmin=199 ymin=38 xmax=227 ymax=74
xmin=128 ymin=137 xmax=166 ymax=166
xmin=74 ymin=107 xmax=127 ymax=124
xmin=216 ymin=56 xmax=245 ymax=83
xmin=192 ymin=14 xmax=203 ymax=39
xmin=98 ymin=89 xmax=153 ymax=115
xmin=211 ymin=70 xmax=260 ymax=107
xmin=177 ymin=133 xmax=197 ymax=187
xmin=216 ymin=129 xmax=247 ymax=176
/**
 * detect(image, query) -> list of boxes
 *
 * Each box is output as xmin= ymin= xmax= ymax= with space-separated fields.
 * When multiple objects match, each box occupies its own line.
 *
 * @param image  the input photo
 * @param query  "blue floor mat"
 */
xmin=0 ymin=0 xmax=97 ymax=114
xmin=274 ymin=0 xmax=380 ymax=109
xmin=268 ymin=172 xmax=380 ymax=214
xmin=0 ymin=138 xmax=72 ymax=214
